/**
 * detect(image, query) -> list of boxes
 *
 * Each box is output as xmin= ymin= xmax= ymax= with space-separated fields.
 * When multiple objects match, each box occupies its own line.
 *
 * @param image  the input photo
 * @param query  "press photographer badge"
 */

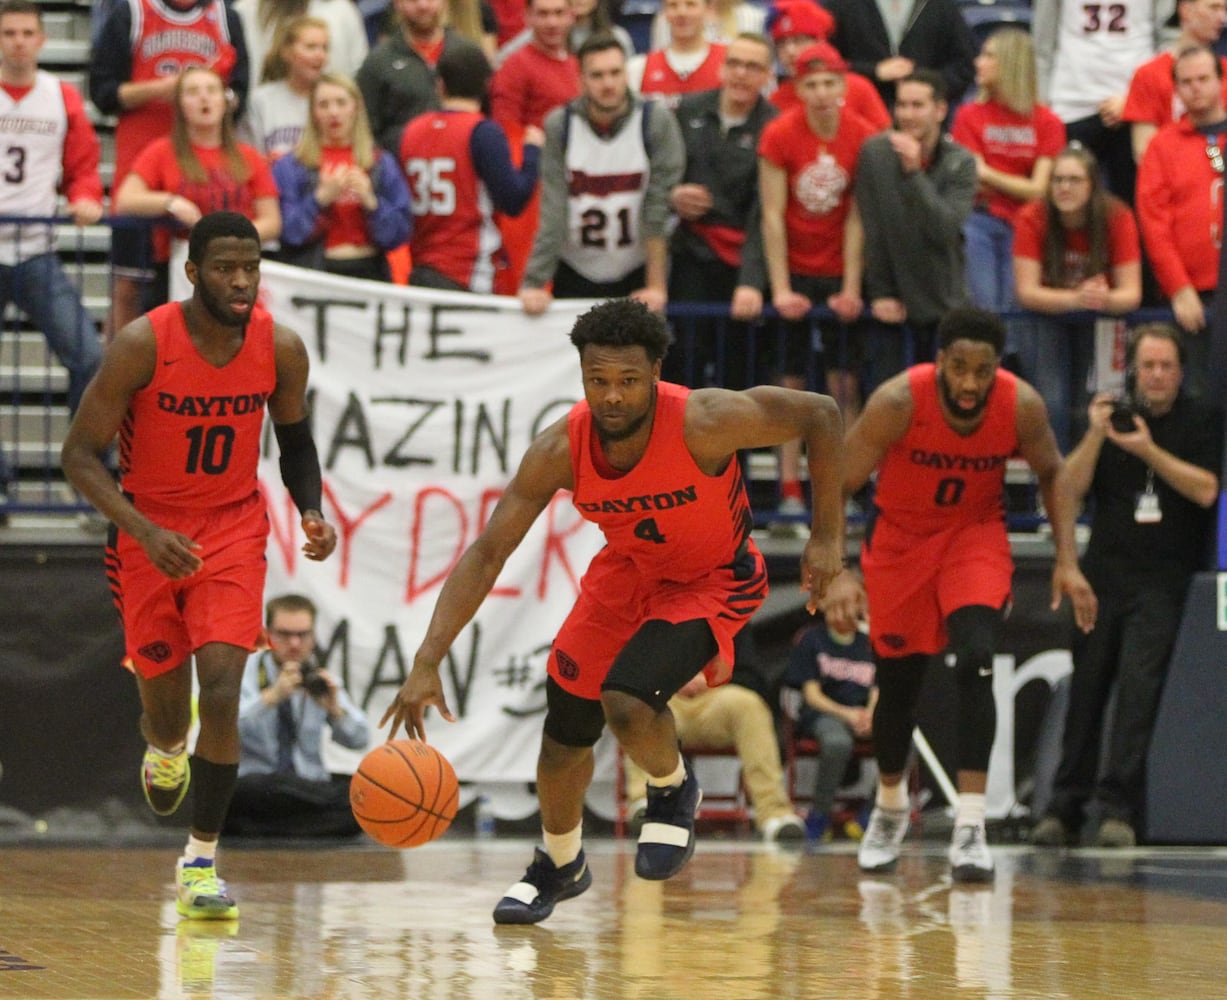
xmin=1135 ymin=474 xmax=1162 ymax=524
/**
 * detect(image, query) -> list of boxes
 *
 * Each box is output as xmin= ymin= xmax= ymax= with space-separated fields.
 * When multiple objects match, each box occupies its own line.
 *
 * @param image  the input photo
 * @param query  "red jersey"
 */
xmin=567 ymin=381 xmax=756 ymax=584
xmin=1136 ymin=117 xmax=1223 ymax=295
xmin=129 ymin=138 xmax=278 ymax=262
xmin=770 ymin=73 xmax=891 ymax=131
xmin=1123 ymin=51 xmax=1227 ymax=127
xmin=401 ymin=110 xmax=503 ymax=292
xmin=638 ymin=45 xmax=726 ymax=112
xmin=951 ymin=99 xmax=1066 ymax=224
xmin=114 ymin=0 xmax=238 ymax=187
xmin=758 ymin=105 xmax=877 ymax=277
xmin=1012 ymin=197 xmax=1141 ymax=286
xmin=319 ymin=146 xmax=372 ymax=249
xmin=120 ymin=302 xmax=277 ymax=509
xmin=872 ymin=365 xmax=1020 ymax=537
xmin=489 ymin=44 xmax=580 ymax=130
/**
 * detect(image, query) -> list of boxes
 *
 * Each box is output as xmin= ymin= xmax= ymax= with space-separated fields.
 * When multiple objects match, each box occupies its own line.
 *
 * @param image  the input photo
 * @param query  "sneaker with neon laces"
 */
xmin=858 ymin=806 xmax=910 ymax=873
xmin=949 ymin=823 xmax=995 ymax=883
xmin=635 ymin=762 xmax=702 ymax=880
xmin=142 ymin=746 xmax=190 ymax=816
xmin=493 ymin=848 xmax=592 ymax=925
xmin=176 ymin=858 xmax=239 ymax=920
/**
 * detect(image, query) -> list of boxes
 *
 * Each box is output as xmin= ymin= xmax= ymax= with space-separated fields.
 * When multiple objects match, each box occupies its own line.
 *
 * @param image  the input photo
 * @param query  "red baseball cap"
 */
xmin=793 ymin=41 xmax=848 ymax=76
xmin=769 ymin=0 xmax=836 ymax=43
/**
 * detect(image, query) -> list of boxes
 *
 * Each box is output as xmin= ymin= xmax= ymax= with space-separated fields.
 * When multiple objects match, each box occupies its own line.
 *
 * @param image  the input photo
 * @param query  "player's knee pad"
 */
xmin=946 ymin=606 xmax=1003 ymax=772
xmin=871 ymin=654 xmax=927 ymax=775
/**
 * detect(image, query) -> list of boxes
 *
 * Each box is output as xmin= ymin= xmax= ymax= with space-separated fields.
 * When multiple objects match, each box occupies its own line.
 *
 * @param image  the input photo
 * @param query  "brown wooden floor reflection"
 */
xmin=3 ymin=838 xmax=1227 ymax=999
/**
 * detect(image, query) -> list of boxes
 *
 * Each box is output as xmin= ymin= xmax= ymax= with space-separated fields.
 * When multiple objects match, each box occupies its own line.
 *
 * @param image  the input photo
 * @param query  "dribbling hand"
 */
xmin=380 ymin=660 xmax=456 ymax=742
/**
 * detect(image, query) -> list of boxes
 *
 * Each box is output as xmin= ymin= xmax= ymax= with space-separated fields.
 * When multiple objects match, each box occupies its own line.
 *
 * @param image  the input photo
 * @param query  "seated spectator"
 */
xmin=1013 ymin=143 xmax=1142 ymax=450
xmin=234 ymin=0 xmax=369 ymax=80
xmin=623 ymin=631 xmax=806 ymax=843
xmin=113 ymin=66 xmax=280 ymax=310
xmin=274 ymin=73 xmax=413 ymax=280
xmin=952 ymin=28 xmax=1065 ymax=322
xmin=766 ymin=0 xmax=889 ymax=130
xmin=239 ymin=15 xmax=330 ymax=161
xmin=783 ymin=616 xmax=877 ymax=842
xmin=627 ymin=0 xmax=726 ymax=111
xmin=402 ymin=40 xmax=542 ymax=290
xmin=225 ymin=594 xmax=371 ymax=838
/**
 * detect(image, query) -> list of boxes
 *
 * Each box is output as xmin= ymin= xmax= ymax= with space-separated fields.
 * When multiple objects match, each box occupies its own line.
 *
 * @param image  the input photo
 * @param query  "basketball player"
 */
xmin=822 ymin=306 xmax=1097 ymax=882
xmin=382 ymin=298 xmax=845 ymax=925
xmin=60 ymin=212 xmax=337 ymax=920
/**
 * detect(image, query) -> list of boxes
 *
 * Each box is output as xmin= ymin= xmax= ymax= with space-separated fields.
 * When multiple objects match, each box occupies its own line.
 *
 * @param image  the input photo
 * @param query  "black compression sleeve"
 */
xmin=274 ymin=418 xmax=323 ymax=515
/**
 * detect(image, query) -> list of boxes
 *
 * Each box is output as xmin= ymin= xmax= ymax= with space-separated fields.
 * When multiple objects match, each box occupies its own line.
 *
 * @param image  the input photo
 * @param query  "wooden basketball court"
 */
xmin=3 ymin=834 xmax=1227 ymax=999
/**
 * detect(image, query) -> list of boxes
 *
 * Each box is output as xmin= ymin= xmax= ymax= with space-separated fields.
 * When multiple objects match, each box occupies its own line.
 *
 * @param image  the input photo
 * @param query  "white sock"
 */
xmin=876 ymin=782 xmax=909 ymax=812
xmin=543 ymin=824 xmax=582 ymax=868
xmin=646 ymin=755 xmax=685 ymax=789
xmin=955 ymin=793 xmax=986 ymax=829
xmin=150 ymin=742 xmax=186 ymax=757
xmin=184 ymin=835 xmax=217 ymax=865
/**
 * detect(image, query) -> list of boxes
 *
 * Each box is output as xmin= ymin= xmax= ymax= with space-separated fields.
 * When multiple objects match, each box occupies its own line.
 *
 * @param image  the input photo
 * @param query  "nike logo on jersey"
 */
xmin=162 ymin=359 xmax=178 ymax=366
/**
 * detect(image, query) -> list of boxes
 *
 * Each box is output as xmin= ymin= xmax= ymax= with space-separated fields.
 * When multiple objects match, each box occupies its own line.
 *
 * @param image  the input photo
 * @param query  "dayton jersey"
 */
xmin=561 ymin=103 xmax=650 ymax=283
xmin=401 ymin=109 xmax=502 ymax=292
xmin=120 ymin=302 xmax=276 ymax=508
xmin=115 ymin=0 xmax=238 ymax=185
xmin=568 ymin=381 xmax=757 ymax=584
xmin=872 ymin=364 xmax=1020 ymax=536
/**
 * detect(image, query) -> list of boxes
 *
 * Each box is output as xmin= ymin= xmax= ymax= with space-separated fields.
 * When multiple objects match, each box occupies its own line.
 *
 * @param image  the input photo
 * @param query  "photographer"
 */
xmin=1033 ymin=323 xmax=1223 ymax=848
xmin=225 ymin=594 xmax=371 ymax=837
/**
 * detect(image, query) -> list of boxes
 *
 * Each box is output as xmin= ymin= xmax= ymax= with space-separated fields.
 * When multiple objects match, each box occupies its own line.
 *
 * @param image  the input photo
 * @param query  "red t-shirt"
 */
xmin=129 ymin=139 xmax=278 ymax=261
xmin=638 ymin=45 xmax=727 ymax=112
xmin=1012 ymin=197 xmax=1141 ymax=286
xmin=872 ymin=364 xmax=1020 ymax=537
xmin=770 ymin=73 xmax=891 ymax=132
xmin=1123 ymin=51 xmax=1227 ymax=127
xmin=758 ymin=105 xmax=876 ymax=277
xmin=120 ymin=301 xmax=276 ymax=509
xmin=319 ymin=146 xmax=373 ymax=249
xmin=490 ymin=44 xmax=580 ymax=130
xmin=951 ymin=99 xmax=1066 ymax=224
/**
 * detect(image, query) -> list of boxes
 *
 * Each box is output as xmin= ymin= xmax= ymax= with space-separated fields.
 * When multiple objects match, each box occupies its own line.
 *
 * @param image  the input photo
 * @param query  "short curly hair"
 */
xmin=568 ymin=298 xmax=673 ymax=364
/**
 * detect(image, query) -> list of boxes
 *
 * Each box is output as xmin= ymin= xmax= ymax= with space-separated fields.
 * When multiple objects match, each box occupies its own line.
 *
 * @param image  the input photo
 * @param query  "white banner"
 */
xmin=252 ymin=262 xmax=608 ymax=788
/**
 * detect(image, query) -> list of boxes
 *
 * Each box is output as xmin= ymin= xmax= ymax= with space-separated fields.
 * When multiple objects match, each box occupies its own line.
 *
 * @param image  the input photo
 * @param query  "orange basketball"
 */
xmin=350 ymin=740 xmax=459 ymax=848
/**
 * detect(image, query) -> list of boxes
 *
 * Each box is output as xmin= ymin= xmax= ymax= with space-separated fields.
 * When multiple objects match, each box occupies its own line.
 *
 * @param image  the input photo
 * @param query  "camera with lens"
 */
xmin=300 ymin=661 xmax=330 ymax=698
xmin=1109 ymin=370 xmax=1141 ymax=434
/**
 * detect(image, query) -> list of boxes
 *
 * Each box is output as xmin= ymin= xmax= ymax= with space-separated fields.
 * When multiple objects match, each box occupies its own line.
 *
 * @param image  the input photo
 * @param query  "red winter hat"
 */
xmin=793 ymin=41 xmax=848 ymax=76
xmin=769 ymin=0 xmax=836 ymax=43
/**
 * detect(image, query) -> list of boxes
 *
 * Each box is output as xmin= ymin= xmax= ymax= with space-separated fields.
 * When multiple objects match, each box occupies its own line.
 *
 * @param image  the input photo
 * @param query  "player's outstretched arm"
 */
xmin=61 ymin=321 xmax=204 ymax=579
xmin=1016 ymin=382 xmax=1098 ymax=633
xmin=269 ymin=325 xmax=336 ymax=562
xmin=381 ymin=418 xmax=575 ymax=742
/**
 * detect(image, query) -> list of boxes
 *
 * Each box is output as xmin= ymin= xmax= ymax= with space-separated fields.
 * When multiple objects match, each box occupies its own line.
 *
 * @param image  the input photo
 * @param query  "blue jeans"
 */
xmin=1011 ymin=315 xmax=1094 ymax=452
xmin=963 ymin=210 xmax=1015 ymax=313
xmin=0 ymin=252 xmax=102 ymax=490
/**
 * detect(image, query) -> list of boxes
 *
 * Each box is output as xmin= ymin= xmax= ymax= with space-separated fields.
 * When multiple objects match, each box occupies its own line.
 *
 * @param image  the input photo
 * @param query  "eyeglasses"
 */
xmin=724 ymin=57 xmax=771 ymax=73
xmin=269 ymin=628 xmax=313 ymax=642
xmin=1207 ymin=143 xmax=1224 ymax=174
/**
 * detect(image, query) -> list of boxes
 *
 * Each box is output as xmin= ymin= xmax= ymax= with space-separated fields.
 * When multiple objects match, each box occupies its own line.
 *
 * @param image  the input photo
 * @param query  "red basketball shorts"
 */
xmin=108 ymin=491 xmax=270 ymax=678
xmin=861 ymin=516 xmax=1013 ymax=658
xmin=547 ymin=544 xmax=768 ymax=700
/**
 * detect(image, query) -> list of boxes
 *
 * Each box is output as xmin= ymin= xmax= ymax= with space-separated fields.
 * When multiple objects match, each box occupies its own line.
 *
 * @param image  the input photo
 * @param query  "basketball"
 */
xmin=350 ymin=740 xmax=459 ymax=848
